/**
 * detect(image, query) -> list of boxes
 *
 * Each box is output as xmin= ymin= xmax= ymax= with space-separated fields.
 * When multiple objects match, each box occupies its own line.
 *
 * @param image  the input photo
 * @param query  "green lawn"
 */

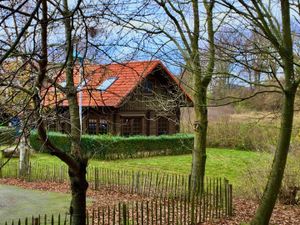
xmin=10 ymin=148 xmax=273 ymax=193
xmin=0 ymin=184 xmax=71 ymax=223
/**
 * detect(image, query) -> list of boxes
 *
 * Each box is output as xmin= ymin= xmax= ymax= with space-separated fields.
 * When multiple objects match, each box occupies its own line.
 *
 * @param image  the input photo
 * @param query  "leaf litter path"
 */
xmin=1 ymin=178 xmax=300 ymax=225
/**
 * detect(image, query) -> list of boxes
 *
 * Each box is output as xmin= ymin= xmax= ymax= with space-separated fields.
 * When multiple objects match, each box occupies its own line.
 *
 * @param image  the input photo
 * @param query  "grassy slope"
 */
xmin=23 ymin=148 xmax=272 ymax=192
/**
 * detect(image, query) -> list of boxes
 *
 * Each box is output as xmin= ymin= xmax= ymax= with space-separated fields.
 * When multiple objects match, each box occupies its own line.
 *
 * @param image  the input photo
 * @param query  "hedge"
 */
xmin=0 ymin=126 xmax=16 ymax=145
xmin=30 ymin=132 xmax=194 ymax=160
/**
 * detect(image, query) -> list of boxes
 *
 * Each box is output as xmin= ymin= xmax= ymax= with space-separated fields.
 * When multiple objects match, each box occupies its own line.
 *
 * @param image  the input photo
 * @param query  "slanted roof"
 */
xmin=45 ymin=60 xmax=191 ymax=108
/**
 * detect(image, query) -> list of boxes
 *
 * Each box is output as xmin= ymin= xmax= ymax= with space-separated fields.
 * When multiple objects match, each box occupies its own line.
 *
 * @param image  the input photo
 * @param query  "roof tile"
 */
xmin=44 ymin=60 xmax=191 ymax=108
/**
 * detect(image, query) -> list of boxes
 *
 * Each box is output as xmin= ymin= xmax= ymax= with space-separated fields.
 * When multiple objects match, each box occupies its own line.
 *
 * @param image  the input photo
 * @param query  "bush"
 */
xmin=207 ymin=118 xmax=278 ymax=151
xmin=29 ymin=132 xmax=194 ymax=160
xmin=0 ymin=126 xmax=15 ymax=145
xmin=278 ymin=151 xmax=300 ymax=205
xmin=242 ymin=152 xmax=300 ymax=203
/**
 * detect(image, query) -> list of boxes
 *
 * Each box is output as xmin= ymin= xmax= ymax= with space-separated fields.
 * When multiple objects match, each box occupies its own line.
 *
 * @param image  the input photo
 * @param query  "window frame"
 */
xmin=121 ymin=117 xmax=143 ymax=136
xmin=157 ymin=117 xmax=169 ymax=135
xmin=143 ymin=79 xmax=154 ymax=94
xmin=97 ymin=77 xmax=118 ymax=91
xmin=98 ymin=119 xmax=109 ymax=134
xmin=86 ymin=117 xmax=109 ymax=135
xmin=87 ymin=118 xmax=97 ymax=134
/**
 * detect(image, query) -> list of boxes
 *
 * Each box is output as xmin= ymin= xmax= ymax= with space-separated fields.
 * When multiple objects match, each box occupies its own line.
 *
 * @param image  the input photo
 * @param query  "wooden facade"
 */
xmin=48 ymin=61 xmax=192 ymax=136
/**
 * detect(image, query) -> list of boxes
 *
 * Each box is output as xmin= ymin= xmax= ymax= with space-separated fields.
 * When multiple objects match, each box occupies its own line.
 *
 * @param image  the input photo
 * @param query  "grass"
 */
xmin=6 ymin=148 xmax=273 ymax=193
xmin=0 ymin=184 xmax=71 ymax=223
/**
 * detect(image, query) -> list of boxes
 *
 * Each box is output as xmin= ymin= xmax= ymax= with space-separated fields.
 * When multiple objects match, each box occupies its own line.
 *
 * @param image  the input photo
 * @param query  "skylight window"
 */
xmin=59 ymin=81 xmax=66 ymax=88
xmin=97 ymin=77 xmax=118 ymax=91
xmin=77 ymin=79 xmax=89 ymax=90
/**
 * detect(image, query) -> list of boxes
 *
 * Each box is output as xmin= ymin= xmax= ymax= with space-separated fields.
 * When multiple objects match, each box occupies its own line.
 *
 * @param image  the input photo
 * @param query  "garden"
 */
xmin=1 ymin=118 xmax=300 ymax=224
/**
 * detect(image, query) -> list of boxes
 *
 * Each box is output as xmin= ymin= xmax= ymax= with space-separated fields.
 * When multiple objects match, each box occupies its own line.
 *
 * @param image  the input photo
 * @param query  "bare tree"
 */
xmin=0 ymin=0 xmax=42 ymax=176
xmin=0 ymin=1 xmax=109 ymax=224
xmin=220 ymin=1 xmax=300 ymax=224
xmin=102 ymin=0 xmax=223 ymax=192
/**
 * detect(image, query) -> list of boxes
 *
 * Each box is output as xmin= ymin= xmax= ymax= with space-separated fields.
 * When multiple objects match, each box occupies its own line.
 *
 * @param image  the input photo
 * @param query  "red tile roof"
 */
xmin=44 ymin=60 xmax=191 ymax=108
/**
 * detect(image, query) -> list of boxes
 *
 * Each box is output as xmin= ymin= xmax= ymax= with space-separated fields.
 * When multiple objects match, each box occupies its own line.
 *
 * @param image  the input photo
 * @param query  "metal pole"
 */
xmin=79 ymin=60 xmax=83 ymax=136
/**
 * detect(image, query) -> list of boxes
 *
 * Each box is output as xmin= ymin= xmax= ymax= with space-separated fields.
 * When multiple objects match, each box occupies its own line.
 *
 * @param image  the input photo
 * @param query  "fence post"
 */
xmin=0 ymin=158 xmax=3 ymax=178
xmin=229 ymin=184 xmax=233 ymax=216
xmin=191 ymin=193 xmax=195 ymax=225
xmin=224 ymin=178 xmax=229 ymax=216
xmin=122 ymin=203 xmax=127 ymax=225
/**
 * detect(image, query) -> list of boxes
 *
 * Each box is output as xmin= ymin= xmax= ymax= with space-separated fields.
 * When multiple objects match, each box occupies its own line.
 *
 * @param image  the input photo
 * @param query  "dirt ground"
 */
xmin=1 ymin=178 xmax=300 ymax=225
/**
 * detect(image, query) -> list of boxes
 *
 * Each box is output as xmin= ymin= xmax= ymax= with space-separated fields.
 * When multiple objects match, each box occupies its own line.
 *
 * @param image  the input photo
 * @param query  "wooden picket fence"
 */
xmin=0 ymin=163 xmax=233 ymax=225
xmin=0 ymin=161 xmax=233 ymax=199
xmin=3 ymin=191 xmax=233 ymax=225
xmin=0 ymin=160 xmax=233 ymax=224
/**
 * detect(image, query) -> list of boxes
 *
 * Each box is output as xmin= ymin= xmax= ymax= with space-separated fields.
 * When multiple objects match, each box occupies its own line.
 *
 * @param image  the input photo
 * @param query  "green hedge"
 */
xmin=0 ymin=126 xmax=15 ymax=145
xmin=30 ymin=132 xmax=194 ymax=160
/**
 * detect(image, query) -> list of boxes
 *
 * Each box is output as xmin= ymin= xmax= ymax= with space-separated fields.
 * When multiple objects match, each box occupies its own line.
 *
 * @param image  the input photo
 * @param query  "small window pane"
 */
xmin=60 ymin=81 xmax=67 ymax=88
xmin=99 ymin=119 xmax=108 ymax=134
xmin=158 ymin=117 xmax=169 ymax=135
xmin=121 ymin=118 xmax=143 ymax=136
xmin=143 ymin=80 xmax=153 ymax=93
xmin=97 ymin=77 xmax=118 ymax=91
xmin=88 ymin=119 xmax=97 ymax=134
xmin=131 ymin=118 xmax=142 ymax=135
xmin=121 ymin=118 xmax=131 ymax=136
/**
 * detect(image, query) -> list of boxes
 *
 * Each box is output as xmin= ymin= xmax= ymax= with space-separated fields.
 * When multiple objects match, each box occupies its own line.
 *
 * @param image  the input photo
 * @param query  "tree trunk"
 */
xmin=191 ymin=84 xmax=208 ymax=193
xmin=250 ymin=88 xmax=296 ymax=225
xmin=69 ymin=165 xmax=88 ymax=225
xmin=19 ymin=130 xmax=30 ymax=178
xmin=250 ymin=1 xmax=296 ymax=223
xmin=67 ymin=90 xmax=87 ymax=224
xmin=19 ymin=136 xmax=30 ymax=177
xmin=63 ymin=1 xmax=88 ymax=223
xmin=190 ymin=0 xmax=214 ymax=194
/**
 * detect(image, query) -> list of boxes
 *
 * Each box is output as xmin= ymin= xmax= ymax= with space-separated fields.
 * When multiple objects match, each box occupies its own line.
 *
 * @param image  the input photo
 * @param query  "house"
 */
xmin=45 ymin=60 xmax=192 ymax=136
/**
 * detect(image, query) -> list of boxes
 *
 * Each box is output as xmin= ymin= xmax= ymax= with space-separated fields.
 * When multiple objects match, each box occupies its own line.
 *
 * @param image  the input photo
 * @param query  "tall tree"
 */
xmin=0 ymin=0 xmax=39 ymax=177
xmin=104 ymin=0 xmax=219 ymax=192
xmin=34 ymin=1 xmax=90 ymax=223
xmin=222 ymin=0 xmax=300 ymax=224
xmin=0 ymin=1 xmax=108 ymax=223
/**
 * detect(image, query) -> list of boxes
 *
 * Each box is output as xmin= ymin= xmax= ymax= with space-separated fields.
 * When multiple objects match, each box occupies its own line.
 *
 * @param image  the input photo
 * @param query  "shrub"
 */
xmin=0 ymin=126 xmax=15 ymax=145
xmin=242 ymin=152 xmax=300 ymax=202
xmin=29 ymin=132 xmax=194 ymax=160
xmin=278 ymin=151 xmax=300 ymax=205
xmin=207 ymin=118 xmax=278 ymax=151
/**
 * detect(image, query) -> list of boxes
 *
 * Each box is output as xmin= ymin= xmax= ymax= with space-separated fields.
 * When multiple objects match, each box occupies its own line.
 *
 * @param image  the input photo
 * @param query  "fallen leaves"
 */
xmin=1 ymin=178 xmax=300 ymax=225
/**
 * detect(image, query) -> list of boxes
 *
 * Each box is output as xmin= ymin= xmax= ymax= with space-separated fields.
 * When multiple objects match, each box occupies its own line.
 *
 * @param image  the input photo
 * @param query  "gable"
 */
xmin=119 ymin=66 xmax=192 ymax=111
xmin=44 ymin=60 xmax=192 ymax=108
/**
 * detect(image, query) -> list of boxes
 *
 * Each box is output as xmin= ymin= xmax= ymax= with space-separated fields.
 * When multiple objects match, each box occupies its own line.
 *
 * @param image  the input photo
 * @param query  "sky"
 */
xmin=0 ymin=0 xmax=296 ymax=82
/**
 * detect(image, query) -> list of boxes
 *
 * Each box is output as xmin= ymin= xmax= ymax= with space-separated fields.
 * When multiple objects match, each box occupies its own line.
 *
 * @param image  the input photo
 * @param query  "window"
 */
xmin=143 ymin=79 xmax=153 ymax=93
xmin=121 ymin=118 xmax=143 ymax=136
xmin=87 ymin=119 xmax=97 ymax=134
xmin=99 ymin=119 xmax=108 ymax=134
xmin=121 ymin=119 xmax=131 ymax=136
xmin=87 ymin=118 xmax=109 ymax=134
xmin=59 ymin=81 xmax=67 ymax=88
xmin=77 ymin=79 xmax=89 ymax=91
xmin=157 ymin=117 xmax=169 ymax=135
xmin=97 ymin=77 xmax=118 ymax=91
xmin=131 ymin=118 xmax=142 ymax=135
